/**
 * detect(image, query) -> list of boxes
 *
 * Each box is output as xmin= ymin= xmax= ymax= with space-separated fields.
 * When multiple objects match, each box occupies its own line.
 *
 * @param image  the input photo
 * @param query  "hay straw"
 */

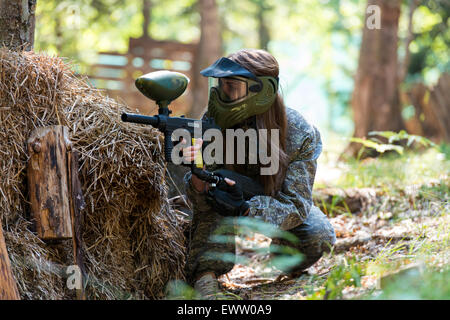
xmin=0 ymin=48 xmax=186 ymax=299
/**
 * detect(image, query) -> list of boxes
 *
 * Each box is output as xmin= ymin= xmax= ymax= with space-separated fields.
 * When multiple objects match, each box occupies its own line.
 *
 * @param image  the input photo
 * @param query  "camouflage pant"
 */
xmin=270 ymin=205 xmax=336 ymax=274
xmin=185 ymin=209 xmax=236 ymax=284
xmin=185 ymin=205 xmax=336 ymax=283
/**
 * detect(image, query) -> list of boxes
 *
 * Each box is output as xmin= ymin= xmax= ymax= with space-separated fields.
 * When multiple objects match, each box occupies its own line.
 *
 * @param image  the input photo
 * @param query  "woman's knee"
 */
xmin=291 ymin=206 xmax=336 ymax=252
xmin=185 ymin=210 xmax=237 ymax=282
xmin=270 ymin=206 xmax=335 ymax=273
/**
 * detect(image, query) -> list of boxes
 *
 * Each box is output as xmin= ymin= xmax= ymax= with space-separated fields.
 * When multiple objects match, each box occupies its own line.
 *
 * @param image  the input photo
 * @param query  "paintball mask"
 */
xmin=200 ymin=57 xmax=279 ymax=129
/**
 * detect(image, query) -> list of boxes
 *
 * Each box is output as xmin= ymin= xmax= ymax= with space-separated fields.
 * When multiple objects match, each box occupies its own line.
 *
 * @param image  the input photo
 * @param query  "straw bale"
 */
xmin=0 ymin=48 xmax=186 ymax=299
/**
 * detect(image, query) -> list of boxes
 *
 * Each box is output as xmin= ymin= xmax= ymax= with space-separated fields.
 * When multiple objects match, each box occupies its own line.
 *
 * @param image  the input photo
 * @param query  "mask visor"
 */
xmin=209 ymin=77 xmax=249 ymax=103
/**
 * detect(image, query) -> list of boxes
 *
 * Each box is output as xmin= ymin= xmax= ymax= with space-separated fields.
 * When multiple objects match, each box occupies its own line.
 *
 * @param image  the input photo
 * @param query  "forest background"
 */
xmin=1 ymin=0 xmax=448 ymax=300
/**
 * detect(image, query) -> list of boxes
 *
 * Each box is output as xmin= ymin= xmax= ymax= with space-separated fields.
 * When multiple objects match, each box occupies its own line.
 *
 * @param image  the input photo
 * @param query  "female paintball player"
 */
xmin=182 ymin=49 xmax=336 ymax=299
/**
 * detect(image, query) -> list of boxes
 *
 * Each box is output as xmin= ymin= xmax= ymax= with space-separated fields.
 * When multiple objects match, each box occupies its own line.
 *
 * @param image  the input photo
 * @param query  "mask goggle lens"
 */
xmin=209 ymin=77 xmax=250 ymax=103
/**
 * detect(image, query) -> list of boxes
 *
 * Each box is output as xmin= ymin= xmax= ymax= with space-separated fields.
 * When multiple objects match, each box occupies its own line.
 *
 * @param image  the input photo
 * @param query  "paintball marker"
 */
xmin=121 ymin=70 xmax=264 ymax=200
xmin=121 ymin=71 xmax=219 ymax=164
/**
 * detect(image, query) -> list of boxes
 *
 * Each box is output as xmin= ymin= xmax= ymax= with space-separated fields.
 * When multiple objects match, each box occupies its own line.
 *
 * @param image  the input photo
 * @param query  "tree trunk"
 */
xmin=188 ymin=0 xmax=222 ymax=119
xmin=142 ymin=0 xmax=152 ymax=38
xmin=345 ymin=0 xmax=405 ymax=157
xmin=0 ymin=220 xmax=20 ymax=300
xmin=404 ymin=73 xmax=450 ymax=143
xmin=429 ymin=73 xmax=450 ymax=142
xmin=55 ymin=14 xmax=63 ymax=53
xmin=256 ymin=0 xmax=270 ymax=50
xmin=27 ymin=126 xmax=73 ymax=240
xmin=405 ymin=83 xmax=439 ymax=140
xmin=0 ymin=0 xmax=37 ymax=51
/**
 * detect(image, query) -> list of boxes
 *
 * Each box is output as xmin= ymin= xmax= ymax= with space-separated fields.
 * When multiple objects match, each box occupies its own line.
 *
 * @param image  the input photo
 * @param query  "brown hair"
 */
xmin=227 ymin=49 xmax=289 ymax=197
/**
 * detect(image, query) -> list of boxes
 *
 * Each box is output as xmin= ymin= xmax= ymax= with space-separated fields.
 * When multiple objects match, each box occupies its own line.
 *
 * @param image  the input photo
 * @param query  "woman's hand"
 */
xmin=182 ymin=138 xmax=206 ymax=193
xmin=207 ymin=177 xmax=250 ymax=216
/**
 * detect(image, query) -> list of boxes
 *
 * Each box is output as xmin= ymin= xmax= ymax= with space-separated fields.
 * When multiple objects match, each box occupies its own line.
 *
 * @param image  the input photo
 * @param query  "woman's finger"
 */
xmin=183 ymin=149 xmax=198 ymax=158
xmin=224 ymin=178 xmax=236 ymax=186
xmin=184 ymin=156 xmax=195 ymax=162
xmin=182 ymin=139 xmax=203 ymax=163
xmin=194 ymin=138 xmax=203 ymax=147
xmin=182 ymin=145 xmax=200 ymax=154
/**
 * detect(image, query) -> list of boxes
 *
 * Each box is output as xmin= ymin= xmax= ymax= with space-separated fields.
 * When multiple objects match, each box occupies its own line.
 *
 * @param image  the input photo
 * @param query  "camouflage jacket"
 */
xmin=184 ymin=107 xmax=322 ymax=231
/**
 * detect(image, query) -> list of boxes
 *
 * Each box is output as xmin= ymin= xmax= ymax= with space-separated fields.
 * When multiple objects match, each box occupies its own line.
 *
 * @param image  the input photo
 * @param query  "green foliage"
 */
xmin=366 ymin=239 xmax=412 ymax=276
xmin=268 ymin=244 xmax=304 ymax=273
xmin=318 ymin=192 xmax=353 ymax=218
xmin=207 ymin=217 xmax=304 ymax=274
xmin=308 ymin=256 xmax=364 ymax=300
xmin=406 ymin=0 xmax=450 ymax=84
xmin=350 ymin=137 xmax=405 ymax=155
xmin=165 ymin=280 xmax=199 ymax=300
xmin=373 ymin=267 xmax=450 ymax=300
xmin=335 ymin=147 xmax=449 ymax=190
xmin=438 ymin=142 xmax=450 ymax=160
xmin=351 ymin=130 xmax=437 ymax=159
xmin=343 ymin=132 xmax=448 ymax=192
xmin=350 ymin=130 xmax=437 ymax=165
xmin=369 ymin=130 xmax=437 ymax=148
xmin=213 ymin=216 xmax=299 ymax=244
xmin=418 ymin=181 xmax=450 ymax=201
xmin=34 ymin=0 xmax=199 ymax=71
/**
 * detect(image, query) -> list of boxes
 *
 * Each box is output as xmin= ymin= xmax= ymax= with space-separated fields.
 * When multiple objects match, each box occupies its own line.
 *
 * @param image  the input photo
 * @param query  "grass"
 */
xmin=373 ymin=267 xmax=450 ymax=300
xmin=317 ymin=131 xmax=449 ymax=190
xmin=306 ymin=256 xmax=364 ymax=300
xmin=306 ymin=137 xmax=450 ymax=300
xmin=335 ymin=148 xmax=449 ymax=190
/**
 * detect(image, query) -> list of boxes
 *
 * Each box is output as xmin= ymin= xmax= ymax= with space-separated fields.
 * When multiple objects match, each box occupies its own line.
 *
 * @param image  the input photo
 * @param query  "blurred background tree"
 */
xmin=345 ymin=0 xmax=405 ymax=157
xmin=190 ymin=0 xmax=222 ymax=118
xmin=0 ymin=0 xmax=36 ymax=50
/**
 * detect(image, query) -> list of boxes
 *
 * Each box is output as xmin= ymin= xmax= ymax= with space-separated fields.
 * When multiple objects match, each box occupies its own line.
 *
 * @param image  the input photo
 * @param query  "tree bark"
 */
xmin=27 ymin=126 xmax=73 ymax=240
xmin=256 ymin=0 xmax=270 ymax=50
xmin=142 ymin=0 xmax=152 ymax=38
xmin=345 ymin=0 xmax=405 ymax=157
xmin=405 ymin=73 xmax=450 ymax=143
xmin=429 ymin=73 xmax=450 ymax=142
xmin=54 ymin=13 xmax=63 ymax=53
xmin=405 ymin=83 xmax=439 ymax=139
xmin=0 ymin=220 xmax=20 ymax=300
xmin=0 ymin=0 xmax=37 ymax=51
xmin=188 ymin=0 xmax=222 ymax=119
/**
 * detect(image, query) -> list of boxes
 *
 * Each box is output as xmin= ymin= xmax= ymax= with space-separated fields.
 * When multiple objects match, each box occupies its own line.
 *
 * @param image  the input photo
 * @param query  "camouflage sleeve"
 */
xmin=247 ymin=124 xmax=322 ymax=231
xmin=183 ymin=170 xmax=213 ymax=213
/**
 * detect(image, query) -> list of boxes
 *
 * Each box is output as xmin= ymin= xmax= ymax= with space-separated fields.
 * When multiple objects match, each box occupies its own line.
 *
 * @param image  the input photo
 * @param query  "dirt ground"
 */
xmin=217 ymin=180 xmax=449 ymax=300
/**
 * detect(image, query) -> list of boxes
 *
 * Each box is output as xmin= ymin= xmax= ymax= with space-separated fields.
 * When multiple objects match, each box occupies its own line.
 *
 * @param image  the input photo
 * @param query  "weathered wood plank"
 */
xmin=0 ymin=220 xmax=20 ymax=300
xmin=67 ymin=150 xmax=87 ymax=300
xmin=27 ymin=125 xmax=73 ymax=240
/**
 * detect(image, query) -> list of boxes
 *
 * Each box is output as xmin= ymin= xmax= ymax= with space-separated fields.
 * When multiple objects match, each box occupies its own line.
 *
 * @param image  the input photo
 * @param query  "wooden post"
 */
xmin=67 ymin=150 xmax=87 ymax=300
xmin=0 ymin=220 xmax=20 ymax=300
xmin=27 ymin=126 xmax=87 ymax=299
xmin=27 ymin=126 xmax=73 ymax=240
